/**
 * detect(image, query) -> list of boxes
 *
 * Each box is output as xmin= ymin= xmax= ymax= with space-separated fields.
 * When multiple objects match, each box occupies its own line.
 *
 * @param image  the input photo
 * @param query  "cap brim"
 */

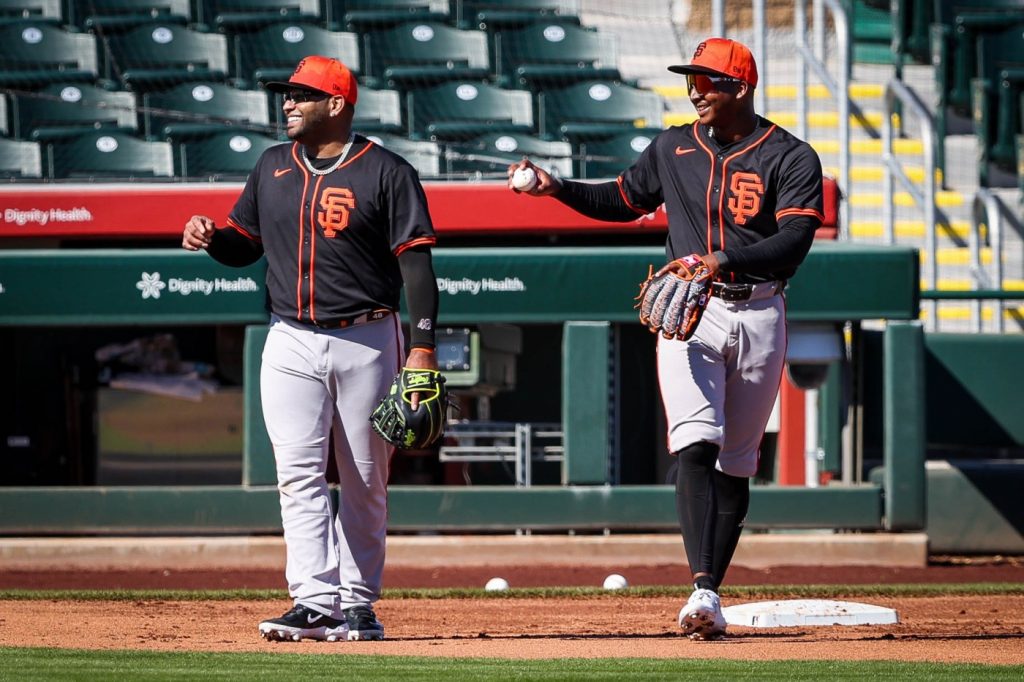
xmin=264 ymin=81 xmax=328 ymax=94
xmin=667 ymin=64 xmax=731 ymax=77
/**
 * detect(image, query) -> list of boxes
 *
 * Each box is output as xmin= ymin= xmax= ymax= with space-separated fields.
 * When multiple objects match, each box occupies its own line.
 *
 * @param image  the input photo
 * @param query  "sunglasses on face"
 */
xmin=686 ymin=74 xmax=742 ymax=94
xmin=284 ymin=90 xmax=330 ymax=103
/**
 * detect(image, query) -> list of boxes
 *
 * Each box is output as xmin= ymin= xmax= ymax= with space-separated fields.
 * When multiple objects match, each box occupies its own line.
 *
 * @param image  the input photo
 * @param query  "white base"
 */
xmin=722 ymin=599 xmax=899 ymax=628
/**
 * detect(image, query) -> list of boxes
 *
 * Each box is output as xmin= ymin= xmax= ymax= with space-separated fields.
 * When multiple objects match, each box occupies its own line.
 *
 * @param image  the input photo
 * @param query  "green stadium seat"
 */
xmin=176 ymin=130 xmax=281 ymax=178
xmin=69 ymin=0 xmax=192 ymax=32
xmin=849 ymin=0 xmax=893 ymax=64
xmin=577 ymin=128 xmax=660 ymax=180
xmin=143 ymin=82 xmax=272 ymax=140
xmin=0 ymin=92 xmax=8 ymax=136
xmin=406 ymin=81 xmax=534 ymax=140
xmin=892 ymin=0 xmax=933 ymax=65
xmin=495 ymin=22 xmax=620 ymax=89
xmin=972 ymin=24 xmax=1024 ymax=185
xmin=0 ymin=0 xmax=63 ymax=25
xmin=1017 ymin=134 xmax=1024 ymax=196
xmin=13 ymin=83 xmax=138 ymax=141
xmin=352 ymin=86 xmax=404 ymax=134
xmin=459 ymin=0 xmax=580 ymax=31
xmin=537 ymin=80 xmax=663 ymax=142
xmin=336 ymin=0 xmax=451 ymax=32
xmin=443 ymin=132 xmax=572 ymax=179
xmin=45 ymin=130 xmax=174 ymax=179
xmin=363 ymin=132 xmax=440 ymax=178
xmin=0 ymin=22 xmax=99 ymax=88
xmin=201 ymin=0 xmax=321 ymax=31
xmin=235 ymin=23 xmax=360 ymax=90
xmin=365 ymin=22 xmax=490 ymax=89
xmin=103 ymin=23 xmax=230 ymax=92
xmin=0 ymin=139 xmax=42 ymax=178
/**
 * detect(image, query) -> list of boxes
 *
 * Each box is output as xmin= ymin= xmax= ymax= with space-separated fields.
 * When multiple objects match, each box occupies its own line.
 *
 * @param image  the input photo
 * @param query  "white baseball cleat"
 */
xmin=678 ymin=588 xmax=727 ymax=640
xmin=258 ymin=604 xmax=349 ymax=642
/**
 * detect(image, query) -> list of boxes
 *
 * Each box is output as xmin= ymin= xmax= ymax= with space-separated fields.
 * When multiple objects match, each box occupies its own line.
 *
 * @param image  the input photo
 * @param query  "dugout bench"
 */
xmin=0 ymin=241 xmax=924 ymax=534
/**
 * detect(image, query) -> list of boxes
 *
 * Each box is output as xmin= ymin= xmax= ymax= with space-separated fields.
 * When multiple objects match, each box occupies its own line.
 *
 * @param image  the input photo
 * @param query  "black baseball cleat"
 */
xmin=344 ymin=604 xmax=385 ymax=641
xmin=258 ymin=604 xmax=348 ymax=642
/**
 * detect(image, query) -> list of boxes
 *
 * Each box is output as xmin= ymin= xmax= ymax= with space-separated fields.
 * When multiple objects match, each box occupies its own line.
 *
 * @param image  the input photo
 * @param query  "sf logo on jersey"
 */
xmin=318 ymin=188 xmax=356 ymax=237
xmin=727 ymin=172 xmax=764 ymax=225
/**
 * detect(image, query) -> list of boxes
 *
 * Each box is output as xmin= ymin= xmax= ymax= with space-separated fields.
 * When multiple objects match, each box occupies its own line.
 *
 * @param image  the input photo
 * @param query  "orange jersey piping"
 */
xmin=615 ymin=176 xmax=649 ymax=216
xmin=224 ymin=219 xmax=261 ymax=242
xmin=394 ymin=236 xmax=436 ymax=257
xmin=776 ymin=207 xmax=825 ymax=222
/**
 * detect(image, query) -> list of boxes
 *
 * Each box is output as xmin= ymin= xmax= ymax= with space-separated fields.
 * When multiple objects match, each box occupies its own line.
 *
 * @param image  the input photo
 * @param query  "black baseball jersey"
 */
xmin=226 ymin=135 xmax=436 ymax=325
xmin=618 ymin=117 xmax=823 ymax=283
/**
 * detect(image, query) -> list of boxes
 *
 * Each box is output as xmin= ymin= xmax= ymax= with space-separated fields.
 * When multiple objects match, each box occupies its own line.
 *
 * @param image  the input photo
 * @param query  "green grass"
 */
xmin=1 ymin=583 xmax=1022 ymax=602
xmin=0 ymin=648 xmax=1021 ymax=681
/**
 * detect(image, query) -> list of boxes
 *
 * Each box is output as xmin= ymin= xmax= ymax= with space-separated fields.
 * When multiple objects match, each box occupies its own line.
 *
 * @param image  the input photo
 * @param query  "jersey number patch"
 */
xmin=318 ymin=188 xmax=356 ymax=237
xmin=727 ymin=172 xmax=764 ymax=225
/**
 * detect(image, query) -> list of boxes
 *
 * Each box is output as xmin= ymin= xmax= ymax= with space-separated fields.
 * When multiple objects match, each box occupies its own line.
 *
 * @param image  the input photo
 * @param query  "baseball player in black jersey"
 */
xmin=510 ymin=38 xmax=824 ymax=640
xmin=182 ymin=55 xmax=440 ymax=642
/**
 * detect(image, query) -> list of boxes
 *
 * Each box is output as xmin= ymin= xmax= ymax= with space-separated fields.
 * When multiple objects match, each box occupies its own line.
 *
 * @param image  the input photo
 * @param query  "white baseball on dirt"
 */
xmin=603 ymin=573 xmax=629 ymax=590
xmin=511 ymin=166 xmax=538 ymax=192
xmin=485 ymin=577 xmax=510 ymax=591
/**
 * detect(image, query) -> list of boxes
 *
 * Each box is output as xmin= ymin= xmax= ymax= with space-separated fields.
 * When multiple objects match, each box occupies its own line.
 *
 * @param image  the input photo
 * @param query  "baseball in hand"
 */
xmin=602 ymin=573 xmax=629 ymax=590
xmin=511 ymin=166 xmax=538 ymax=192
xmin=485 ymin=577 xmax=510 ymax=592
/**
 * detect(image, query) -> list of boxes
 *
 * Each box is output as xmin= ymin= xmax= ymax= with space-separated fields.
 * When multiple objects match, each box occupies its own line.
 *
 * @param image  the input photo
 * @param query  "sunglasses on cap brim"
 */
xmin=686 ymin=74 xmax=742 ymax=93
xmin=283 ymin=90 xmax=332 ymax=103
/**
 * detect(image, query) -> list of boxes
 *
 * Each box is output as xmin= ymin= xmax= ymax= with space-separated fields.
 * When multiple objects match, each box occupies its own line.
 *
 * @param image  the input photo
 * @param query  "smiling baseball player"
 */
xmin=182 ymin=55 xmax=440 ymax=642
xmin=509 ymin=38 xmax=824 ymax=640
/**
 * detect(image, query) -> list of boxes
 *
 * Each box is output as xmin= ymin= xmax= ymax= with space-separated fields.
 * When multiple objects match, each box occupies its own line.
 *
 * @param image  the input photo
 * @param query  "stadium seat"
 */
xmin=201 ymin=0 xmax=321 ymax=31
xmin=576 ymin=129 xmax=660 ymax=179
xmin=352 ymin=86 xmax=404 ymax=134
xmin=235 ymin=23 xmax=360 ymax=90
xmin=143 ymin=81 xmax=272 ymax=140
xmin=102 ymin=23 xmax=230 ymax=92
xmin=971 ymin=24 xmax=1024 ymax=185
xmin=537 ymin=80 xmax=663 ymax=142
xmin=13 ymin=83 xmax=138 ymax=141
xmin=336 ymin=0 xmax=451 ymax=32
xmin=495 ymin=22 xmax=620 ymax=89
xmin=0 ymin=138 xmax=43 ymax=178
xmin=443 ymin=132 xmax=571 ymax=179
xmin=176 ymin=129 xmax=281 ymax=178
xmin=363 ymin=132 xmax=440 ymax=178
xmin=364 ymin=22 xmax=490 ymax=89
xmin=459 ymin=0 xmax=581 ymax=31
xmin=0 ymin=0 xmax=63 ymax=25
xmin=45 ymin=130 xmax=174 ymax=179
xmin=69 ymin=0 xmax=192 ymax=32
xmin=892 ymin=0 xmax=933 ymax=65
xmin=406 ymin=81 xmax=534 ymax=140
xmin=0 ymin=22 xmax=98 ymax=88
xmin=0 ymin=92 xmax=8 ymax=136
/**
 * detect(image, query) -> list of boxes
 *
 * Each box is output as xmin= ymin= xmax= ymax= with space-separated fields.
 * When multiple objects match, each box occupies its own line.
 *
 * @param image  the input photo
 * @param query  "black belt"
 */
xmin=711 ymin=281 xmax=782 ymax=302
xmin=310 ymin=308 xmax=392 ymax=329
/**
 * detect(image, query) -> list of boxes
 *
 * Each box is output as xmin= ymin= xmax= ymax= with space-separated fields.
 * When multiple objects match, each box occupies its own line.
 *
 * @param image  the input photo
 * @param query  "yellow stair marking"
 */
xmin=850 ymin=191 xmax=964 ymax=208
xmin=849 ymin=221 xmax=972 ymax=239
xmin=825 ymin=166 xmax=926 ymax=183
xmin=925 ymin=279 xmax=1024 ymax=291
xmin=921 ymin=305 xmax=1024 ymax=322
xmin=812 ymin=139 xmax=925 ymax=155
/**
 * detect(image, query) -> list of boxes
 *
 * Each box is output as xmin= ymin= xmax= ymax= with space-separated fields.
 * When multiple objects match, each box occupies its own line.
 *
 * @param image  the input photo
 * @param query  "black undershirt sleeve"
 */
xmin=554 ymin=179 xmax=642 ymax=222
xmin=205 ymin=227 xmax=264 ymax=267
xmin=397 ymin=246 xmax=438 ymax=350
xmin=716 ymin=215 xmax=820 ymax=274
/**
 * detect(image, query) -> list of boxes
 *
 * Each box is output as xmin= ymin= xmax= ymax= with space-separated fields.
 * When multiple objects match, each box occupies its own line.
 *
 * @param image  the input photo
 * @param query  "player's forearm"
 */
xmin=716 ymin=216 xmax=818 ymax=274
xmin=398 ymin=247 xmax=438 ymax=349
xmin=554 ymin=179 xmax=642 ymax=222
xmin=206 ymin=226 xmax=264 ymax=267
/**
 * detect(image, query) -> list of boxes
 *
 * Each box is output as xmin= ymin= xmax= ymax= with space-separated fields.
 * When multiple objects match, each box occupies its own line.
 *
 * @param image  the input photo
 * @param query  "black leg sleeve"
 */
xmin=709 ymin=469 xmax=750 ymax=591
xmin=674 ymin=441 xmax=720 ymax=589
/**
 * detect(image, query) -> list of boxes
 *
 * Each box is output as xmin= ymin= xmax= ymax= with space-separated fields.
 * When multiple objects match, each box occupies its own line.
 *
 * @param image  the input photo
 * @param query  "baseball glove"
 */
xmin=369 ymin=368 xmax=448 ymax=450
xmin=635 ymin=254 xmax=713 ymax=341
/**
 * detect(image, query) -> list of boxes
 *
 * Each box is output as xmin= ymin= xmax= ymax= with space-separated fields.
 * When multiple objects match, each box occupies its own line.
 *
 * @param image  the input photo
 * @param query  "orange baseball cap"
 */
xmin=265 ymin=55 xmax=359 ymax=104
xmin=667 ymin=38 xmax=758 ymax=88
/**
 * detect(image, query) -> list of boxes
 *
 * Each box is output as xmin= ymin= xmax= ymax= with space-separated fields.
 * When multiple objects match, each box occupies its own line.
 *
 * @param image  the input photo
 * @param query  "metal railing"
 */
xmin=969 ymin=189 xmax=1008 ymax=333
xmin=796 ymin=0 xmax=851 ymax=236
xmin=439 ymin=421 xmax=564 ymax=487
xmin=882 ymin=78 xmax=938 ymax=328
